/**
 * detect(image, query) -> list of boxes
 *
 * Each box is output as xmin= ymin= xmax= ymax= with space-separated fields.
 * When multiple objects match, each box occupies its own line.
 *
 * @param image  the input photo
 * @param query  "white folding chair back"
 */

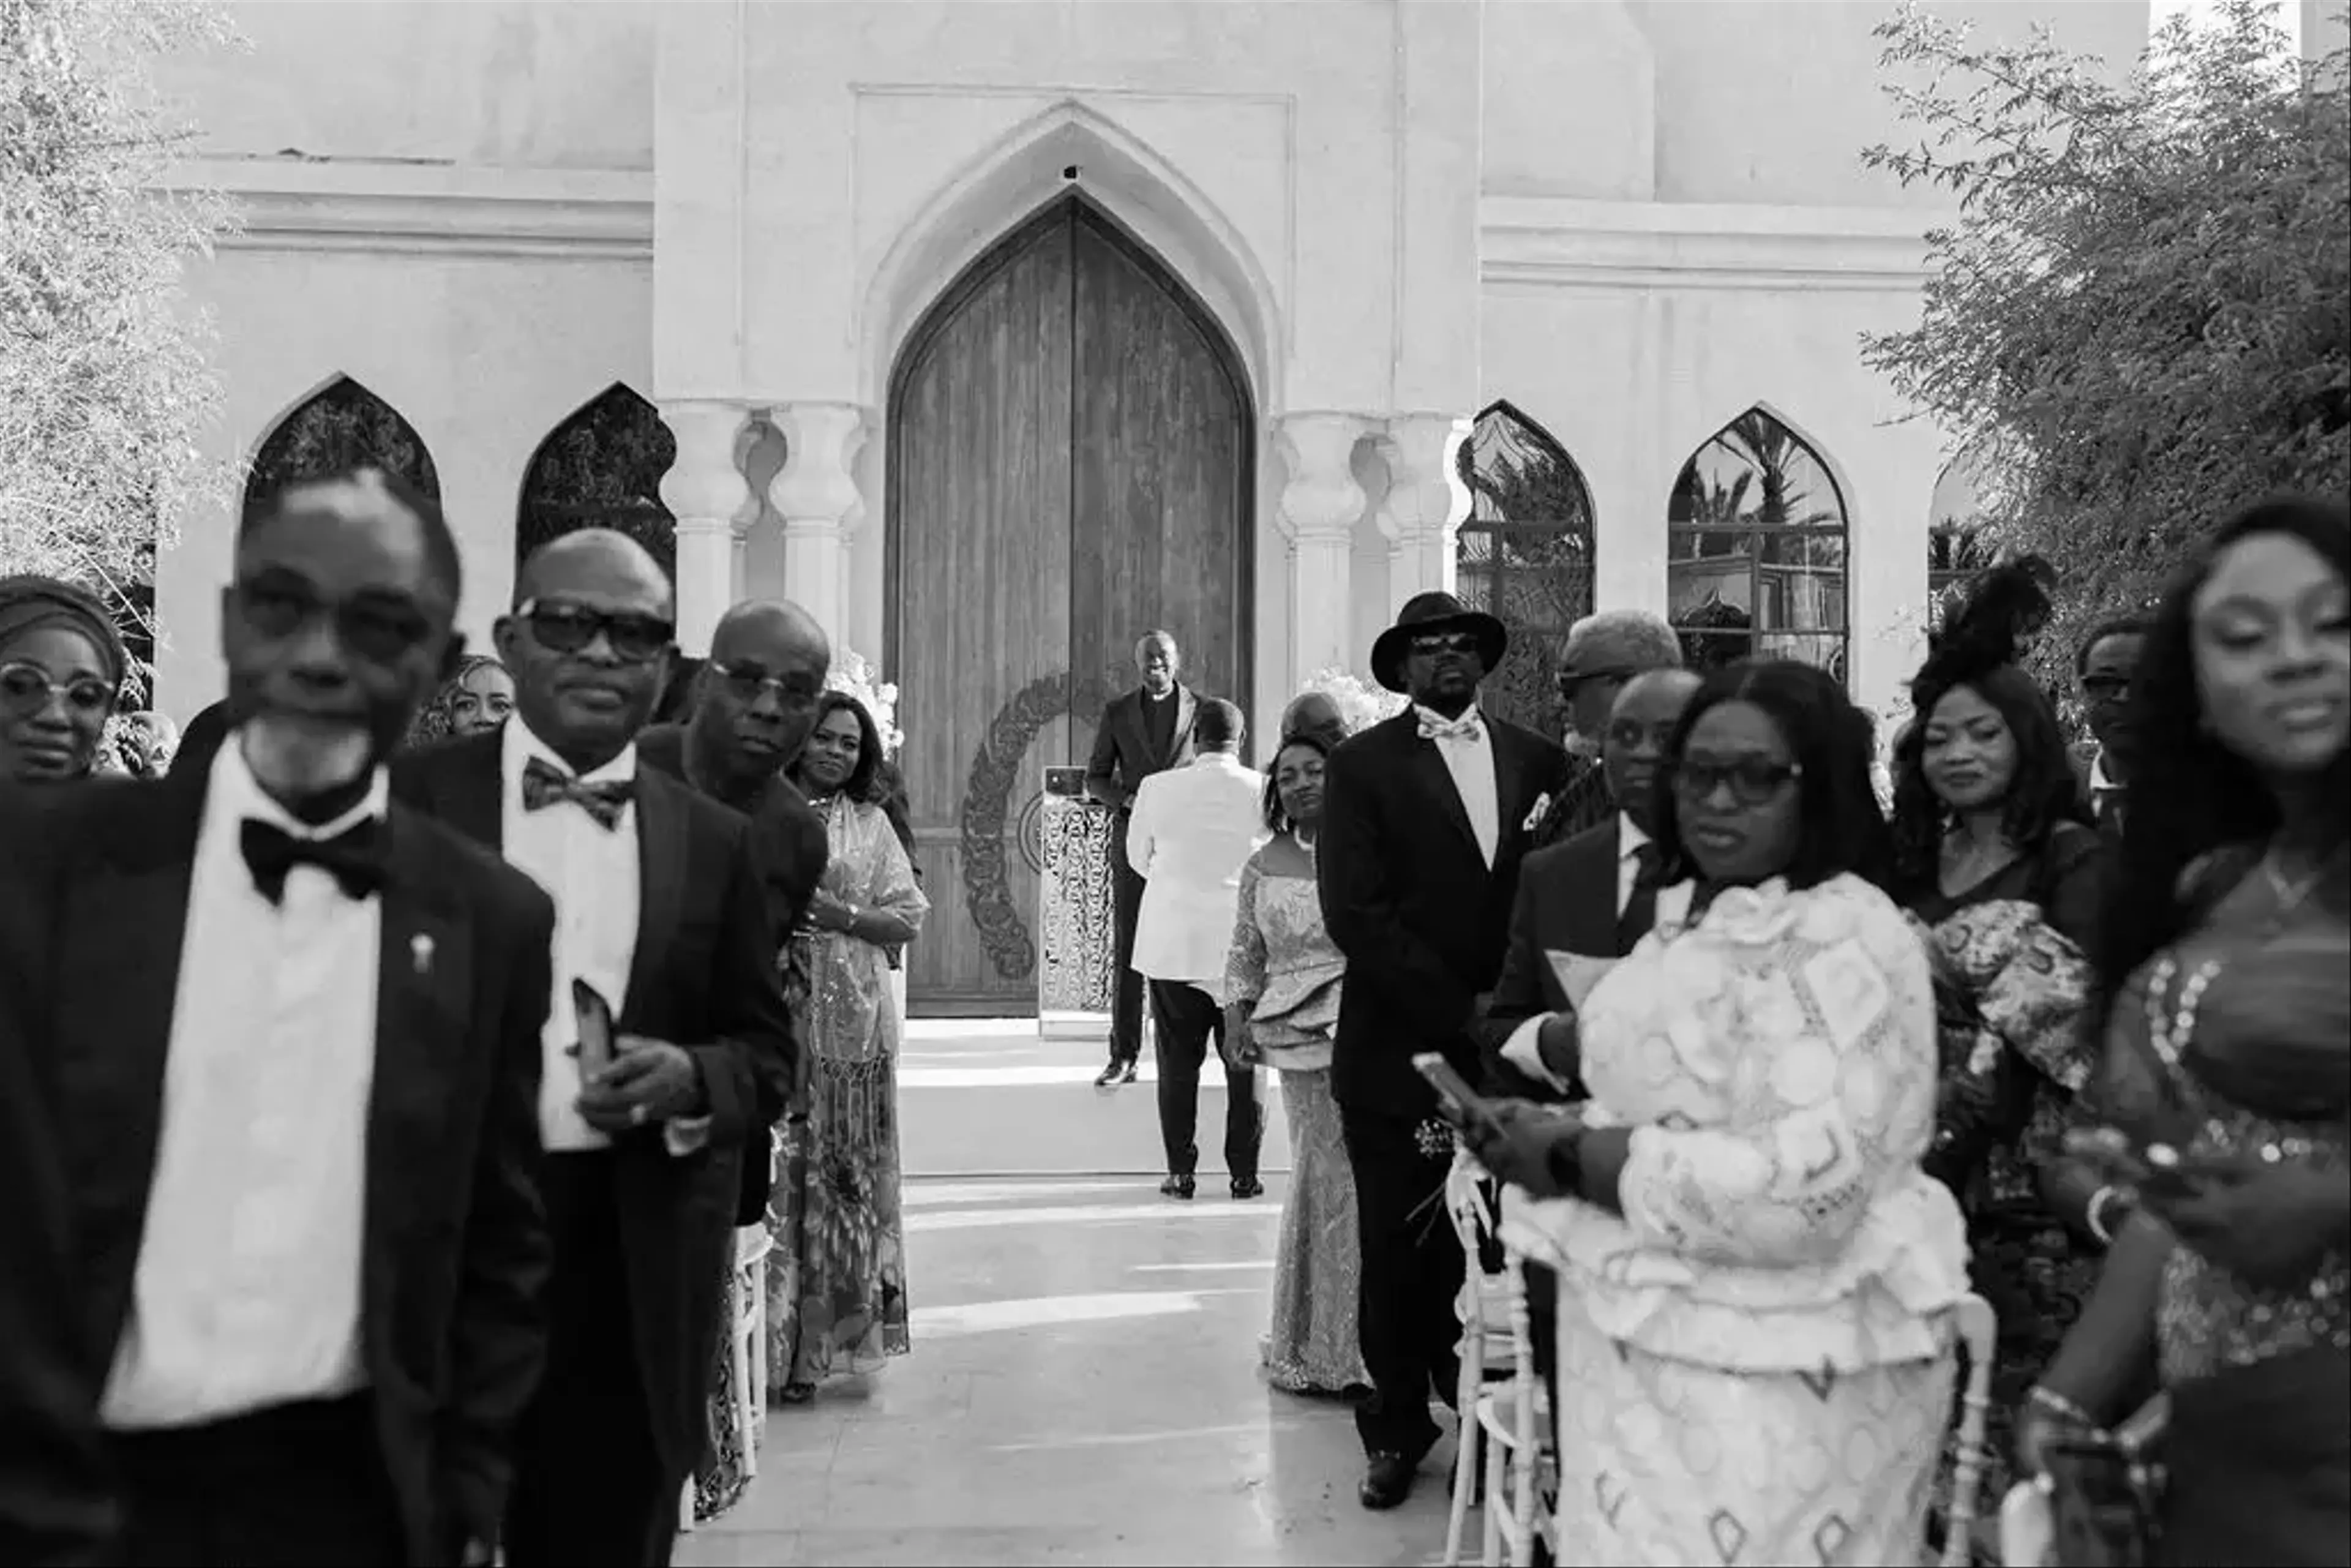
xmin=1473 ymin=1243 xmax=1553 ymax=1567
xmin=1442 ymin=1150 xmax=1504 ymax=1567
xmin=1998 ymin=1477 xmax=2055 ymax=1567
xmin=1939 ymin=1292 xmax=2000 ymax=1568
xmin=733 ymin=1225 xmax=774 ymax=1476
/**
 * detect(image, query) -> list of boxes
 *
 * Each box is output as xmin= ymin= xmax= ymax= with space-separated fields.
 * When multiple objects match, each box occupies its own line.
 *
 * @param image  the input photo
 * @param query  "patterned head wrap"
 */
xmin=0 ymin=574 xmax=128 ymax=686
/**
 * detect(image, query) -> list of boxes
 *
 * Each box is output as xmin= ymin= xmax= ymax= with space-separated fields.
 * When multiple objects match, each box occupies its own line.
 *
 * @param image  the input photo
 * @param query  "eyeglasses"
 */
xmin=0 ymin=661 xmax=117 ymax=718
xmin=1605 ymin=718 xmax=1680 ymax=754
xmin=1668 ymin=756 xmax=1803 ymax=806
xmin=710 ymin=659 xmax=819 ymax=706
xmin=515 ymin=599 xmax=673 ymax=664
xmin=1558 ymin=667 xmax=1637 ymax=700
xmin=1409 ymin=632 xmax=1480 ymax=657
xmin=230 ymin=574 xmax=433 ymax=666
xmin=2081 ymin=675 xmax=2132 ymax=700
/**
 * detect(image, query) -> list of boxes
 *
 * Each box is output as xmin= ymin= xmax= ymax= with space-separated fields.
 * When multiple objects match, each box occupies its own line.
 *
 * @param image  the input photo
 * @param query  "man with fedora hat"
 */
xmin=1316 ymin=590 xmax=1568 ymax=1510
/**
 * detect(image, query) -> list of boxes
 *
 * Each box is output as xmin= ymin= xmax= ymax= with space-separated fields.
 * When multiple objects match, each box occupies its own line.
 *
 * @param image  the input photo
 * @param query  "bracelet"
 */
xmin=2028 ymin=1386 xmax=2101 ymax=1428
xmin=2086 ymin=1185 xmax=2128 ymax=1246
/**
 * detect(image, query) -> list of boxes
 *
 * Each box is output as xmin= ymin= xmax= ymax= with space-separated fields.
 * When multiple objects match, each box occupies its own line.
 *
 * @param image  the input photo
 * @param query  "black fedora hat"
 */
xmin=1370 ymin=591 xmax=1509 ymax=694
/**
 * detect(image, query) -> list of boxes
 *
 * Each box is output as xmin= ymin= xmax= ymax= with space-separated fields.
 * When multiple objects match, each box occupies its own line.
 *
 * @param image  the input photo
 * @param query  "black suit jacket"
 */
xmin=389 ymin=728 xmax=796 ymax=1482
xmin=1084 ymin=685 xmax=1198 ymax=831
xmin=0 ymin=768 xmax=557 ymax=1564
xmin=1318 ymin=708 xmax=1570 ymax=1116
xmin=1475 ymin=817 xmax=1632 ymax=1099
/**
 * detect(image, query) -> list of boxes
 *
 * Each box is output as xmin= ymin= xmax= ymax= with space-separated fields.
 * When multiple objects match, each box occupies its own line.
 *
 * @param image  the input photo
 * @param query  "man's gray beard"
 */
xmin=241 ymin=715 xmax=374 ymax=797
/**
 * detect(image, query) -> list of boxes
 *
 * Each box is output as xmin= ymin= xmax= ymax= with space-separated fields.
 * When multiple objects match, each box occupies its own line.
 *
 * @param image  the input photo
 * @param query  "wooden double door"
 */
xmin=887 ymin=197 xmax=1254 ymax=1016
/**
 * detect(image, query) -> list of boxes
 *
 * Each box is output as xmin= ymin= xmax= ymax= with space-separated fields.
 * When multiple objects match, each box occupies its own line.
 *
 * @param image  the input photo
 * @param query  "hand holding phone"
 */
xmin=572 ymin=979 xmax=615 ymax=1078
xmin=1413 ymin=1052 xmax=1507 ymax=1142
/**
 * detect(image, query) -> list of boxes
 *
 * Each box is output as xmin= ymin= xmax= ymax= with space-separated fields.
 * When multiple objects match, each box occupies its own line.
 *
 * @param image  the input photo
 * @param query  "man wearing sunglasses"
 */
xmin=391 ymin=529 xmax=793 ymax=1568
xmin=1529 ymin=610 xmax=1687 ymax=850
xmin=0 ymin=468 xmax=559 ymax=1567
xmin=2069 ymin=614 xmax=2146 ymax=836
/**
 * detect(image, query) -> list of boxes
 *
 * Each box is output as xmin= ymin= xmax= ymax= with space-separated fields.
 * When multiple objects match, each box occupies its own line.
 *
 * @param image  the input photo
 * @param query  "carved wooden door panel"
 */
xmin=888 ymin=197 xmax=1252 ymax=1017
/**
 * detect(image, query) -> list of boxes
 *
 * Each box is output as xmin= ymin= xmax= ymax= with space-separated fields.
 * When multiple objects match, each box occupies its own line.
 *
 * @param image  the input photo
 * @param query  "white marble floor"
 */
xmin=677 ymin=1024 xmax=1453 ymax=1567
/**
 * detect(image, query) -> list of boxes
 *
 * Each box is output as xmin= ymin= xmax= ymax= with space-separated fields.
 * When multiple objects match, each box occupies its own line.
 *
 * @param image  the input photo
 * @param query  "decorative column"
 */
xmin=767 ymin=401 xmax=868 ymax=645
xmin=658 ymin=400 xmax=753 ymax=654
xmin=1379 ymin=413 xmax=1472 ymax=601
xmin=1277 ymin=412 xmax=1370 ymax=692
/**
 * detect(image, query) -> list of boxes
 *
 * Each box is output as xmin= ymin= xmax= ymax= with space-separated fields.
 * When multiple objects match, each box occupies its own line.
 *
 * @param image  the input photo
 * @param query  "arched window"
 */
xmin=243 ymin=376 xmax=440 ymax=525
xmin=1454 ymin=401 xmax=1595 ymax=735
xmin=1667 ymin=408 xmax=1849 ymax=681
xmin=1927 ymin=450 xmax=1995 ymax=610
xmin=516 ymin=384 xmax=677 ymax=580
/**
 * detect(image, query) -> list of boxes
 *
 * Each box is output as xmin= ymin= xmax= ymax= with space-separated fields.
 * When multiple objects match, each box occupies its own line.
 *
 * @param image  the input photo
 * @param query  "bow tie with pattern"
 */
xmin=522 ymin=756 xmax=633 ymax=829
xmin=241 ymin=817 xmax=385 ymax=905
xmin=1416 ymin=708 xmax=1486 ymax=745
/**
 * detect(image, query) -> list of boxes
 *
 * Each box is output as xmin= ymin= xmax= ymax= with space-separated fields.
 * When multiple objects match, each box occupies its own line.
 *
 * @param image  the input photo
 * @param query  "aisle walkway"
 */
xmin=678 ymin=1024 xmax=1452 ymax=1567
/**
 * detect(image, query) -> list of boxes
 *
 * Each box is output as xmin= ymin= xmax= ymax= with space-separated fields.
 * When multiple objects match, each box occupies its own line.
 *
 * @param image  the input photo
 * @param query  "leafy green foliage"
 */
xmin=1 ymin=0 xmax=234 ymax=688
xmin=244 ymin=377 xmax=441 ymax=525
xmin=1455 ymin=403 xmax=1594 ymax=735
xmin=516 ymin=384 xmax=677 ymax=580
xmin=1864 ymin=0 xmax=2350 ymax=686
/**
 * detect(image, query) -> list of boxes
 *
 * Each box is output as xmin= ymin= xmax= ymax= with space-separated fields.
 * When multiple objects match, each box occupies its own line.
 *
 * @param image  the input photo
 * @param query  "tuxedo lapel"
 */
xmin=623 ymin=768 xmax=691 ymax=1027
xmin=1169 ymin=686 xmax=1197 ymax=765
xmin=1406 ymin=732 xmax=1482 ymax=863
xmin=1489 ymin=726 xmax=1528 ymax=853
xmin=52 ymin=773 xmax=204 ymax=1341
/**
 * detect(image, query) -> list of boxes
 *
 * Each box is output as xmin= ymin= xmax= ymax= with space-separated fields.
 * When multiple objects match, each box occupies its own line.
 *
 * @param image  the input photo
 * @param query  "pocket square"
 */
xmin=1522 ymin=792 xmax=1554 ymax=832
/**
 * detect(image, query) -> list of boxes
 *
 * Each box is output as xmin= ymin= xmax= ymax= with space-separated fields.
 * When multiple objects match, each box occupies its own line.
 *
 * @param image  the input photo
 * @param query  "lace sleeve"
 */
xmin=1220 ymin=858 xmax=1269 ymax=1013
xmin=1617 ymin=882 xmax=1939 ymax=1267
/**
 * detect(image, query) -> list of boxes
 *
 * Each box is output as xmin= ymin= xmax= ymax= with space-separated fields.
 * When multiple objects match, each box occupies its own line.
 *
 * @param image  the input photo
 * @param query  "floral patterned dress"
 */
xmin=1547 ymin=872 xmax=1970 ymax=1564
xmin=1221 ymin=850 xmax=1368 ymax=1396
xmin=765 ymin=795 xmax=929 ymax=1390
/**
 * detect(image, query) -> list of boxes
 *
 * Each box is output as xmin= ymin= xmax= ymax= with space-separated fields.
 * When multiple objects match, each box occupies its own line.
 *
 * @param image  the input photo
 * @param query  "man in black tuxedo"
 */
xmin=0 ymin=469 xmax=556 ymax=1566
xmin=391 ymin=530 xmax=793 ymax=1567
xmin=1083 ymin=629 xmax=1197 ymax=1086
xmin=636 ymin=598 xmax=830 ymax=1228
xmin=1318 ymin=590 xmax=1569 ymax=1510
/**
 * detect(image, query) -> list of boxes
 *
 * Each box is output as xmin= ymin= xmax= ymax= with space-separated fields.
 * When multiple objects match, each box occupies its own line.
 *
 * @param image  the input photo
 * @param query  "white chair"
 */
xmin=1472 ymin=1239 xmax=1553 ymax=1568
xmin=677 ymin=1224 xmax=779 ymax=1537
xmin=1938 ymin=1292 xmax=2000 ymax=1568
xmin=1441 ymin=1152 xmax=1551 ymax=1568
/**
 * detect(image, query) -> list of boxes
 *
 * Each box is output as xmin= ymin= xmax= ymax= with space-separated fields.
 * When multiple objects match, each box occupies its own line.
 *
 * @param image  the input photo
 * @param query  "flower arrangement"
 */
xmin=1296 ymin=666 xmax=1408 ymax=735
xmin=826 ymin=648 xmax=902 ymax=758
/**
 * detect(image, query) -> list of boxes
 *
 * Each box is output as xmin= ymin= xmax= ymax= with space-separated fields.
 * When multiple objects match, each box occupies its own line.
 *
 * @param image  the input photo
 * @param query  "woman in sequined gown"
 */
xmin=767 ymin=693 xmax=929 ymax=1398
xmin=1223 ymin=729 xmax=1370 ymax=1397
xmin=2027 ymin=497 xmax=2350 ymax=1565
xmin=1888 ymin=561 xmax=2109 ymax=1553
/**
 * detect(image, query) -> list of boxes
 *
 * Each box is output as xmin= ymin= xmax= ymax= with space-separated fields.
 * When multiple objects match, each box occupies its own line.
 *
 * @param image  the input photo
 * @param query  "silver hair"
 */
xmin=1561 ymin=610 xmax=1682 ymax=676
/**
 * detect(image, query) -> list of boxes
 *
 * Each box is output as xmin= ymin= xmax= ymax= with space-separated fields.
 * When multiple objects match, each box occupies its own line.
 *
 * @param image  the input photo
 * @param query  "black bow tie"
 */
xmin=522 ymin=756 xmax=633 ymax=830
xmin=241 ymin=817 xmax=386 ymax=906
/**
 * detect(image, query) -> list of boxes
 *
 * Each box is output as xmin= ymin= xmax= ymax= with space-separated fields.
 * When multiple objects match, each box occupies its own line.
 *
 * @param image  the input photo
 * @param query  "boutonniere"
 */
xmin=1521 ymin=792 xmax=1553 ymax=832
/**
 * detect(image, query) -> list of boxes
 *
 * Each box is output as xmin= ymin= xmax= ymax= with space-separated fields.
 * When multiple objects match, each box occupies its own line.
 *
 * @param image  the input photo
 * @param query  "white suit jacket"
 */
xmin=1127 ymin=751 xmax=1268 ymax=986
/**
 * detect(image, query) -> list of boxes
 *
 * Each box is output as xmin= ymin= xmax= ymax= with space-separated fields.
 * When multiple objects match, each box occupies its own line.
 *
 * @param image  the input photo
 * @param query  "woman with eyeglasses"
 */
xmin=0 ymin=574 xmax=127 ymax=784
xmin=1886 ymin=560 xmax=2107 ymax=1561
xmin=765 ymin=691 xmax=929 ymax=1403
xmin=1466 ymin=659 xmax=1966 ymax=1564
xmin=2020 ymin=497 xmax=2349 ymax=1566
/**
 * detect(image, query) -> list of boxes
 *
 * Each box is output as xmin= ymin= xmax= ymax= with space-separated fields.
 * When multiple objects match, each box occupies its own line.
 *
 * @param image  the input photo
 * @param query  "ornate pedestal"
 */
xmin=1037 ymin=767 xmax=1117 ymax=1037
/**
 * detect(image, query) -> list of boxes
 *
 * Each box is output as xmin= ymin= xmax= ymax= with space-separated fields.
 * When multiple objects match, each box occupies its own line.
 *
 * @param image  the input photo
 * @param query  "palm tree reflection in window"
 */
xmin=1667 ymin=409 xmax=1850 ymax=683
xmin=516 ymin=384 xmax=678 ymax=582
xmin=1453 ymin=402 xmax=1597 ymax=736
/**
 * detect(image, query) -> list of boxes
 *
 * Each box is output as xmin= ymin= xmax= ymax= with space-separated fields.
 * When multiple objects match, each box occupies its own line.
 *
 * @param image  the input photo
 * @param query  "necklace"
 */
xmin=2261 ymin=843 xmax=2328 ymax=921
xmin=1294 ymin=826 xmax=1318 ymax=863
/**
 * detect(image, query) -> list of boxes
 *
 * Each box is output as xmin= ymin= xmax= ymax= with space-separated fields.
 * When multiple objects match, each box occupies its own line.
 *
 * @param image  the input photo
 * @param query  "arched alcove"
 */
xmin=242 ymin=375 xmax=440 ymax=526
xmin=1666 ymin=407 xmax=1851 ymax=681
xmin=1928 ymin=446 xmax=1997 ymax=609
xmin=514 ymin=384 xmax=677 ymax=580
xmin=1454 ymin=400 xmax=1595 ymax=735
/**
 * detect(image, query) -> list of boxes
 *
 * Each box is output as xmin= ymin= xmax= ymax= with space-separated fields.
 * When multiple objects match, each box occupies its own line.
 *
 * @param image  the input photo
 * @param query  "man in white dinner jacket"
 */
xmin=1127 ymin=697 xmax=1269 ymax=1201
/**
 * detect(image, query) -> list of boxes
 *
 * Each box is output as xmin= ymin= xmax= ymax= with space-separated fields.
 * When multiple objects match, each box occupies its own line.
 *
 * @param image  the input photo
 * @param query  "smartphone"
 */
xmin=572 ymin=979 xmax=615 ymax=1078
xmin=1413 ymin=1052 xmax=1506 ymax=1141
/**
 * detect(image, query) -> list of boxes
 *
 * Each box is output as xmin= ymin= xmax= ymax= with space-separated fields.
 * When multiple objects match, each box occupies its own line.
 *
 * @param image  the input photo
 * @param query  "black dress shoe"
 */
xmin=1160 ymin=1173 xmax=1196 ymax=1200
xmin=1094 ymin=1058 xmax=1138 ymax=1087
xmin=1231 ymin=1177 xmax=1264 ymax=1199
xmin=1359 ymin=1450 xmax=1420 ymax=1510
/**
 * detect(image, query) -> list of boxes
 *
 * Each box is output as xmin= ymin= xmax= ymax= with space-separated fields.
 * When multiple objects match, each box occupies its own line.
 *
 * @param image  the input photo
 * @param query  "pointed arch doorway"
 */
xmin=887 ymin=195 xmax=1256 ymax=1017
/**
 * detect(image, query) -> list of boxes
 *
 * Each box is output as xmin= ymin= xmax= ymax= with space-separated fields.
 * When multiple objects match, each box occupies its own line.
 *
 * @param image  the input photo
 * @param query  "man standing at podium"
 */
xmin=1083 ymin=630 xmax=1195 ymax=1087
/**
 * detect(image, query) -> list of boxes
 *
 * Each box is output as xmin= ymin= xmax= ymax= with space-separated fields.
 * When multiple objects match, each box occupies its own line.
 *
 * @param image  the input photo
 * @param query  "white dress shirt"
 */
xmin=1127 ymin=752 xmax=1269 ymax=985
xmin=500 ymin=719 xmax=641 ymax=1151
xmin=103 ymin=737 xmax=383 ymax=1430
xmin=1500 ymin=813 xmax=1692 ymax=1093
xmin=1416 ymin=702 xmax=1499 ymax=868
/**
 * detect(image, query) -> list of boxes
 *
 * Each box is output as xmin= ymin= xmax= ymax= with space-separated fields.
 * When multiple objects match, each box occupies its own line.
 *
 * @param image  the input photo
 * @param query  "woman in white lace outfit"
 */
xmin=1223 ymin=728 xmax=1370 ymax=1397
xmin=1471 ymin=659 xmax=1969 ymax=1564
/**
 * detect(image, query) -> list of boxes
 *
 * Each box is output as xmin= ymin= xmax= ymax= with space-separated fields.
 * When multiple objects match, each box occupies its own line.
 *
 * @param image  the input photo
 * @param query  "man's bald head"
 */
xmin=1605 ymin=667 xmax=1703 ymax=834
xmin=514 ymin=528 xmax=675 ymax=616
xmin=710 ymin=599 xmax=829 ymax=670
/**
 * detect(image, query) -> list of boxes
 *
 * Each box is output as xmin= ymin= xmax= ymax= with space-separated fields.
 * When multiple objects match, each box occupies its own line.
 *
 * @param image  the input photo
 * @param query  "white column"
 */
xmin=658 ymin=400 xmax=752 ymax=655
xmin=1277 ymin=412 xmax=1370 ymax=692
xmin=767 ymin=401 xmax=868 ymax=647
xmin=1378 ymin=412 xmax=1472 ymax=600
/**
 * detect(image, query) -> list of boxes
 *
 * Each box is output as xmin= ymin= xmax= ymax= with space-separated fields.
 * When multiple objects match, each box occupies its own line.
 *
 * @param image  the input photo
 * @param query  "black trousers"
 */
xmin=504 ymin=1154 xmax=679 ymax=1568
xmin=1108 ymin=822 xmax=1146 ymax=1063
xmin=1148 ymin=978 xmax=1263 ymax=1182
xmin=1341 ymin=1106 xmax=1464 ymax=1457
xmin=111 ymin=1395 xmax=405 ymax=1567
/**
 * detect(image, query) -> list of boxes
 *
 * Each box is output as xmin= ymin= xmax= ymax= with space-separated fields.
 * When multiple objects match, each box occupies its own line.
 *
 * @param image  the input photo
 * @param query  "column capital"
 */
xmin=1374 ymin=411 xmax=1473 ymax=544
xmin=1275 ymin=411 xmax=1373 ymax=543
xmin=768 ymin=402 xmax=869 ymax=535
xmin=656 ymin=400 xmax=753 ymax=531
